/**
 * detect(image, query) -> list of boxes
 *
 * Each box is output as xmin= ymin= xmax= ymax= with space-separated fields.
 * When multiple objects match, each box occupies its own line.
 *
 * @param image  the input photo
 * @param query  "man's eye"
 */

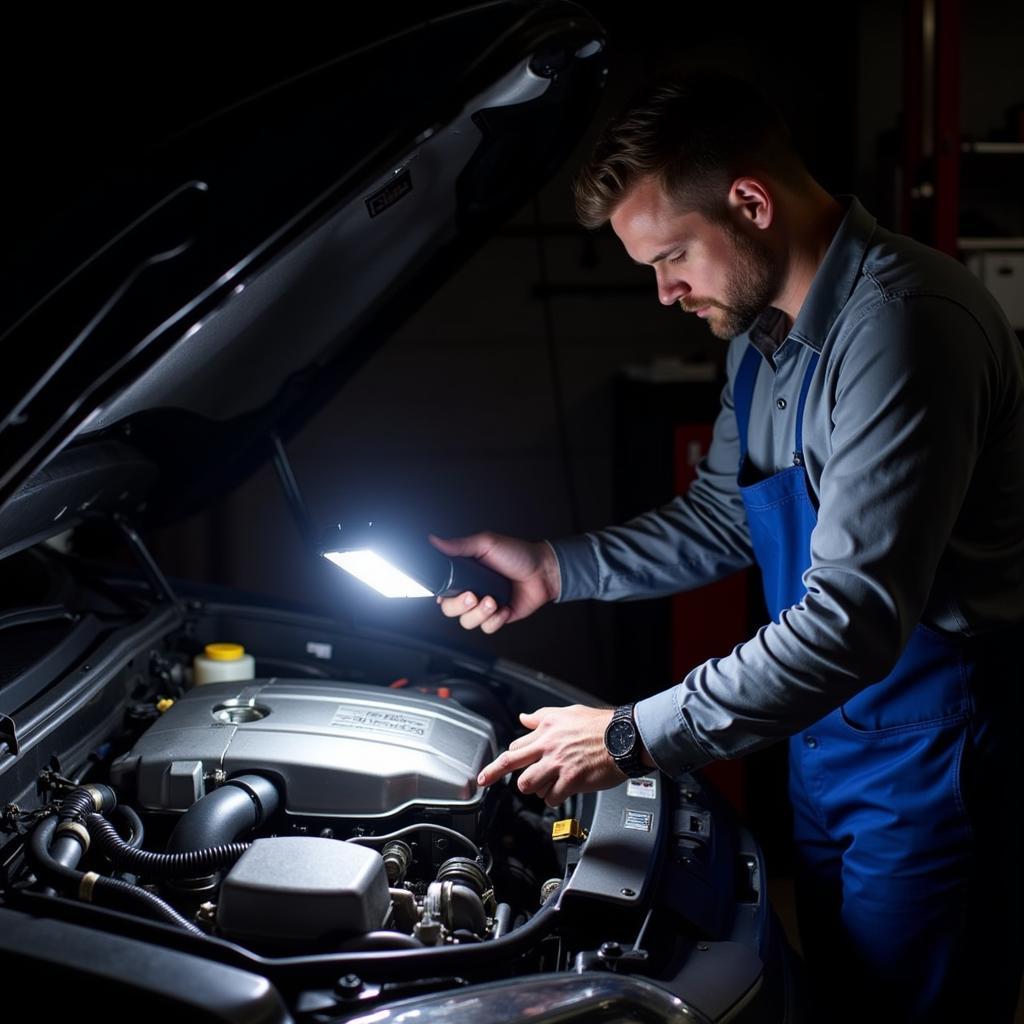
xmin=669 ymin=251 xmax=686 ymax=263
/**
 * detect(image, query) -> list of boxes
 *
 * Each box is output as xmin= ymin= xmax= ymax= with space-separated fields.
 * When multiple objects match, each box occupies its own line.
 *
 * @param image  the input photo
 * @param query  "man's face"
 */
xmin=609 ymin=175 xmax=781 ymax=340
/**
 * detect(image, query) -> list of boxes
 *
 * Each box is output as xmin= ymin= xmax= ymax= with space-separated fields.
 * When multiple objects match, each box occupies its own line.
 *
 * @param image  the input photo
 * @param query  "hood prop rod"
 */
xmin=270 ymin=432 xmax=319 ymax=556
xmin=113 ymin=515 xmax=178 ymax=606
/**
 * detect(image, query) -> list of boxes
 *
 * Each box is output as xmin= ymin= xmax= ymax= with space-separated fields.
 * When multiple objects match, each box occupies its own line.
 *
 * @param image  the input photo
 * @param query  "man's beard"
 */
xmin=684 ymin=223 xmax=782 ymax=340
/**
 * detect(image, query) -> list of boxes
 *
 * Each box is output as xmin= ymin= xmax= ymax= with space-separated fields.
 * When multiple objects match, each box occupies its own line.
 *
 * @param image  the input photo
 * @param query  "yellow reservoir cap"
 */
xmin=205 ymin=643 xmax=245 ymax=661
xmin=551 ymin=819 xmax=585 ymax=842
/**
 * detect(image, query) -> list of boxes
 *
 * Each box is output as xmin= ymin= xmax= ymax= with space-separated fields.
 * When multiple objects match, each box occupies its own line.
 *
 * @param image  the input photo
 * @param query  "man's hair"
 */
xmin=574 ymin=70 xmax=805 ymax=228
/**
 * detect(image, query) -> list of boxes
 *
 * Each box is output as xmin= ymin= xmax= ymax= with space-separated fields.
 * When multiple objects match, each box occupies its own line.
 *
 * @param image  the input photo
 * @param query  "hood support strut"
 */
xmin=270 ymin=433 xmax=319 ymax=557
xmin=113 ymin=515 xmax=178 ymax=607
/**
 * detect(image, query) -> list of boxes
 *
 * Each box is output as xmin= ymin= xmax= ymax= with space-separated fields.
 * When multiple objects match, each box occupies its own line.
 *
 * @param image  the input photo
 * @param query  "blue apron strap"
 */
xmin=793 ymin=351 xmax=820 ymax=465
xmin=732 ymin=344 xmax=762 ymax=460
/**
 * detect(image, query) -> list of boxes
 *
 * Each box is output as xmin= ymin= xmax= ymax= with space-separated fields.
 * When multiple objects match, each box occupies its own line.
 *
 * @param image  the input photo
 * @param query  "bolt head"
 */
xmin=335 ymin=974 xmax=363 ymax=997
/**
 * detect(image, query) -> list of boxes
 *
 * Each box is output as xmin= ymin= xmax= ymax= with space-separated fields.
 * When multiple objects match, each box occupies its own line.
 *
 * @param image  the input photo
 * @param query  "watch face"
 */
xmin=606 ymin=718 xmax=636 ymax=758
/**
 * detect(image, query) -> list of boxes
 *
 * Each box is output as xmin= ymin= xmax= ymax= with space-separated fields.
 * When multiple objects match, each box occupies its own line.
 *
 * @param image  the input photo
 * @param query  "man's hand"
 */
xmin=477 ymin=705 xmax=629 ymax=806
xmin=430 ymin=532 xmax=560 ymax=634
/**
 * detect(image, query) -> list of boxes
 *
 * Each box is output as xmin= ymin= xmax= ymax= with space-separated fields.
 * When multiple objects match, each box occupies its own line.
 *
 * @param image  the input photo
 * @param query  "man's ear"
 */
xmin=728 ymin=177 xmax=773 ymax=230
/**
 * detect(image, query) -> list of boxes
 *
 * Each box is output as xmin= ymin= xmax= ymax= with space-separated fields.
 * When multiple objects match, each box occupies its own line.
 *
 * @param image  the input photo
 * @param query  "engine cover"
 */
xmin=111 ymin=679 xmax=497 ymax=831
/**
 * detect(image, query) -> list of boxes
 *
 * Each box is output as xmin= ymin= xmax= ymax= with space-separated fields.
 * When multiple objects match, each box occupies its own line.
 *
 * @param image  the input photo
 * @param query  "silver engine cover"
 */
xmin=111 ymin=679 xmax=497 ymax=825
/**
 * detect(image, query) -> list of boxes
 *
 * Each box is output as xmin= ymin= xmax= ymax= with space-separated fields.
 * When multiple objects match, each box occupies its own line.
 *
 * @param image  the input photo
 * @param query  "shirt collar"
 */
xmin=746 ymin=196 xmax=877 ymax=355
xmin=788 ymin=196 xmax=876 ymax=351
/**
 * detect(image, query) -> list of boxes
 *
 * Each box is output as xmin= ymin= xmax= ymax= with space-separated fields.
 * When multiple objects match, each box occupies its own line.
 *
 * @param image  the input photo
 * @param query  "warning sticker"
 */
xmin=305 ymin=641 xmax=333 ymax=660
xmin=623 ymin=809 xmax=653 ymax=832
xmin=626 ymin=776 xmax=657 ymax=800
xmin=331 ymin=707 xmax=428 ymax=737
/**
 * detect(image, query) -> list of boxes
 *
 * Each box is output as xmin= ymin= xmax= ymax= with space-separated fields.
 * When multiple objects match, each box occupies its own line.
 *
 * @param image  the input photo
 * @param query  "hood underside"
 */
xmin=0 ymin=3 xmax=607 ymax=559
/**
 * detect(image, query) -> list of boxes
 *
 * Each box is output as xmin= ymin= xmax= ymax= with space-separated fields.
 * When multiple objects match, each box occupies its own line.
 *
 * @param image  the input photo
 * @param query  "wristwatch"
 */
xmin=604 ymin=703 xmax=649 ymax=778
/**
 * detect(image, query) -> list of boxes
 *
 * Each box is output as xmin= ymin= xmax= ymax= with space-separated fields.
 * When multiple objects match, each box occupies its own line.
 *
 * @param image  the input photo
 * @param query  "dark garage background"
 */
xmin=66 ymin=1 xmax=1019 ymax=697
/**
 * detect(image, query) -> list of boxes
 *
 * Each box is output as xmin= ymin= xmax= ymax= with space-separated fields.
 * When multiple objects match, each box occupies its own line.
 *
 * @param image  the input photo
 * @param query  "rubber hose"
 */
xmin=492 ymin=901 xmax=513 ymax=939
xmin=59 ymin=785 xmax=117 ymax=824
xmin=48 ymin=833 xmax=88 ymax=870
xmin=28 ymin=816 xmax=203 ymax=936
xmin=167 ymin=775 xmax=280 ymax=853
xmin=49 ymin=784 xmax=120 ymax=866
xmin=29 ymin=816 xmax=81 ymax=882
xmin=86 ymin=814 xmax=249 ymax=878
xmin=111 ymin=804 xmax=145 ymax=849
xmin=448 ymin=884 xmax=487 ymax=935
xmin=91 ymin=875 xmax=205 ymax=937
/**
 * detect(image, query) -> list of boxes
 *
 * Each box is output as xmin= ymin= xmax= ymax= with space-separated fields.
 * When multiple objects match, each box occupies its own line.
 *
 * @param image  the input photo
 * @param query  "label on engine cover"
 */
xmin=626 ymin=776 xmax=657 ymax=800
xmin=331 ymin=706 xmax=430 ymax=737
xmin=623 ymin=809 xmax=653 ymax=832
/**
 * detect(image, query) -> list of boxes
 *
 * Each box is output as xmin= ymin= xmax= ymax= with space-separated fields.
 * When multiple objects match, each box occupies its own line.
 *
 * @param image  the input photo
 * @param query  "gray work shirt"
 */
xmin=551 ymin=198 xmax=1024 ymax=774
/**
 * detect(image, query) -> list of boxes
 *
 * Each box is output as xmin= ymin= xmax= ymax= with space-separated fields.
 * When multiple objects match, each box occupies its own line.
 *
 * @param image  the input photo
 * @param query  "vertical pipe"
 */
xmin=933 ymin=0 xmax=961 ymax=255
xmin=901 ymin=0 xmax=925 ymax=236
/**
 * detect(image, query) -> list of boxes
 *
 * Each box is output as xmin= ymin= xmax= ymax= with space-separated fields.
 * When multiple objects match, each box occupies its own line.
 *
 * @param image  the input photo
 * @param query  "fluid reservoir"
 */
xmin=193 ymin=643 xmax=256 ymax=685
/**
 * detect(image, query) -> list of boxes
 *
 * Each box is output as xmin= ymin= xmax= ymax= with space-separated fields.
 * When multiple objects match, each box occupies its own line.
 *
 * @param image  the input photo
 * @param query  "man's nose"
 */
xmin=656 ymin=265 xmax=689 ymax=306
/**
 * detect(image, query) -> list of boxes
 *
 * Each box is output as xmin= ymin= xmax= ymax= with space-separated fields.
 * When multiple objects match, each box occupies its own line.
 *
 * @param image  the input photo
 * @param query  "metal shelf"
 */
xmin=957 ymin=237 xmax=1024 ymax=251
xmin=961 ymin=142 xmax=1024 ymax=154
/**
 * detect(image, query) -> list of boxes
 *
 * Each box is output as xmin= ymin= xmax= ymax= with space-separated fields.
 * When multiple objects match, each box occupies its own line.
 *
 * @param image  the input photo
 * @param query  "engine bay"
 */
xmin=12 ymin=671 xmax=582 ymax=959
xmin=0 ymin=547 xmax=790 ymax=1022
xmin=103 ymin=678 xmax=522 ymax=951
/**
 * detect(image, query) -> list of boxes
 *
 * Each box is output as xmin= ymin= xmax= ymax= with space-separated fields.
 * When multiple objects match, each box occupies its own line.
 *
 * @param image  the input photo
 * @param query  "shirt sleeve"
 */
xmin=634 ymin=295 xmax=995 ymax=773
xmin=551 ymin=337 xmax=755 ymax=604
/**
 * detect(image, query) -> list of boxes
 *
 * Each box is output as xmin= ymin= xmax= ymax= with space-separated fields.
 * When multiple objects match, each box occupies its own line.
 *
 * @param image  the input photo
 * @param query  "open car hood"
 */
xmin=0 ymin=2 xmax=607 ymax=558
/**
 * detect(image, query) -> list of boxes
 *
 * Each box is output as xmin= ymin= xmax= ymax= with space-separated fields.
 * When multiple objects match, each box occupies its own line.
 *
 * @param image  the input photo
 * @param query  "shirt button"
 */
xmin=776 ymin=398 xmax=788 ymax=410
xmin=804 ymin=735 xmax=818 ymax=748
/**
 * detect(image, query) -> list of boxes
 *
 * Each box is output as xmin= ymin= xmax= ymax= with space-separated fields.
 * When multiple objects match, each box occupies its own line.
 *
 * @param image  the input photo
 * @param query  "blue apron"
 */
xmin=732 ymin=343 xmax=1022 ymax=1022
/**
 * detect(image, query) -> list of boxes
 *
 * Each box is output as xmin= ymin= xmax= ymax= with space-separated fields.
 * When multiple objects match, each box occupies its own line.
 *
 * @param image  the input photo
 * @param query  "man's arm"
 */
xmin=554 ymin=337 xmax=755 ymax=603
xmin=437 ymin=338 xmax=755 ymax=634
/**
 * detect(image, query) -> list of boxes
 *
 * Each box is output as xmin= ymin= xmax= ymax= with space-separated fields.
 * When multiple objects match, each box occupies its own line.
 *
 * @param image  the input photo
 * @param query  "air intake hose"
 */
xmin=167 ymin=774 xmax=280 ymax=852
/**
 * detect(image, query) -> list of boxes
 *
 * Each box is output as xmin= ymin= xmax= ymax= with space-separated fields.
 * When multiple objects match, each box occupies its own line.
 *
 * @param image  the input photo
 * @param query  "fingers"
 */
xmin=437 ymin=591 xmax=476 ymax=618
xmin=476 ymin=711 xmax=556 ymax=792
xmin=477 ymin=743 xmax=538 ymax=787
xmin=482 ymin=755 xmax=574 ymax=808
xmin=517 ymin=760 xmax=558 ymax=797
xmin=436 ymin=591 xmax=470 ymax=617
xmin=523 ymin=780 xmax=559 ymax=805
xmin=481 ymin=606 xmax=512 ymax=634
xmin=436 ymin=591 xmax=509 ymax=633
xmin=459 ymin=594 xmax=497 ymax=631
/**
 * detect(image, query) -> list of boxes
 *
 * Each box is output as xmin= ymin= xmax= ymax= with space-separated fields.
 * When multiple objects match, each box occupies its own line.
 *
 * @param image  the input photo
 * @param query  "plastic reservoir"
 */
xmin=193 ymin=643 xmax=256 ymax=685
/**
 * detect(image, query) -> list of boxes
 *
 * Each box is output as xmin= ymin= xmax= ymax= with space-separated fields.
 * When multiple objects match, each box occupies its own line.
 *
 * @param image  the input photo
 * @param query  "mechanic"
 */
xmin=433 ymin=71 xmax=1024 ymax=1021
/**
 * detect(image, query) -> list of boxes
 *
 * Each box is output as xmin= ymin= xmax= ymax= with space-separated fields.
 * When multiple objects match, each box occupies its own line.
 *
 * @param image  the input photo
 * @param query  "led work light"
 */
xmin=322 ymin=523 xmax=511 ymax=603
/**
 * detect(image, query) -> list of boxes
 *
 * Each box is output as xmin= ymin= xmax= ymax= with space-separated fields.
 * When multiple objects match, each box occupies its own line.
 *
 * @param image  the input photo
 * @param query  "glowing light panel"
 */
xmin=323 ymin=550 xmax=432 ymax=598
